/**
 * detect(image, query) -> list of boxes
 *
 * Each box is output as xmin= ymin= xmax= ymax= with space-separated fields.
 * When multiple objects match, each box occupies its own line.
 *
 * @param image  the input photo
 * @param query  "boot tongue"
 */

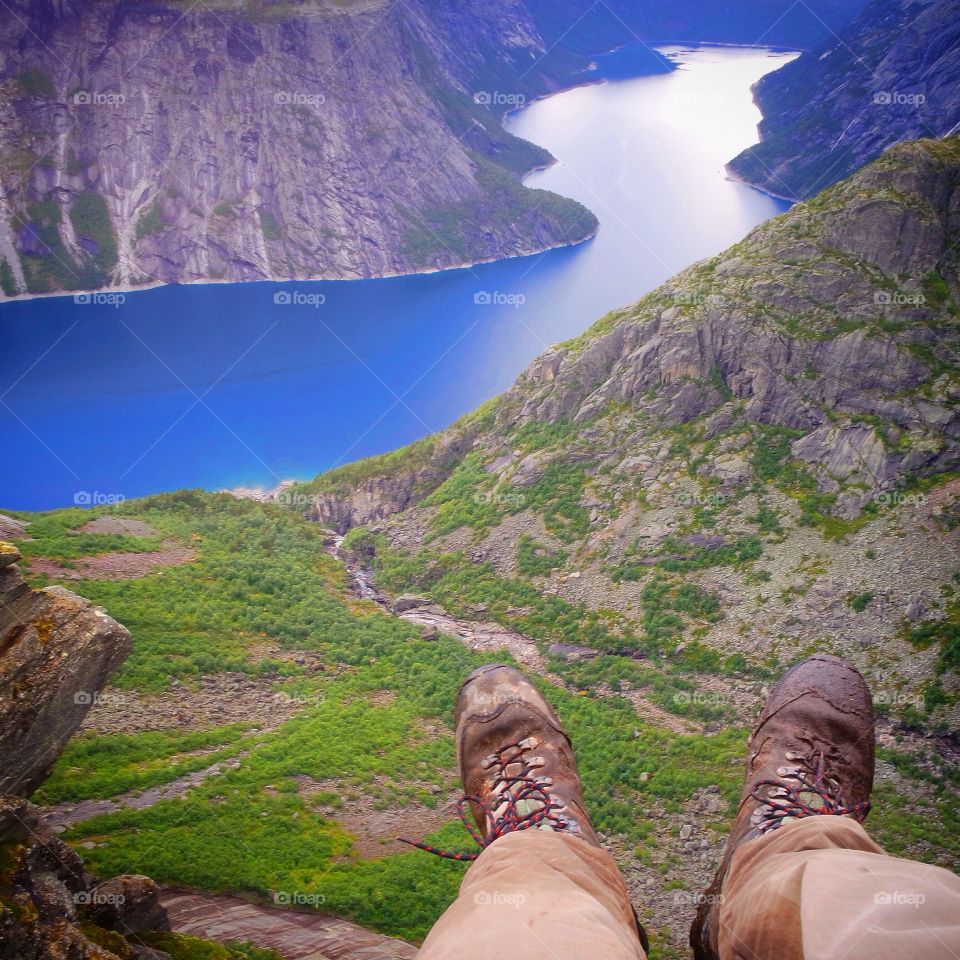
xmin=797 ymin=790 xmax=826 ymax=810
xmin=514 ymin=799 xmax=543 ymax=817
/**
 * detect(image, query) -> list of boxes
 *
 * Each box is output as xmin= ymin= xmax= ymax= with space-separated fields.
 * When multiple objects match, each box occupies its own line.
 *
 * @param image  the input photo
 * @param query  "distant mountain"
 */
xmin=728 ymin=0 xmax=960 ymax=199
xmin=0 ymin=0 xmax=863 ymax=297
xmin=298 ymin=137 xmax=960 ymax=731
xmin=524 ymin=0 xmax=866 ymax=52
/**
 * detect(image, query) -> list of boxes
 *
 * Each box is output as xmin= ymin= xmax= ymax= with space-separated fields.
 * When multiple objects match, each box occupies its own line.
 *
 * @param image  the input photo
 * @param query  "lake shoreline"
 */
xmin=0 ymin=41 xmax=797 ymax=308
xmin=0 ymin=225 xmax=599 ymax=306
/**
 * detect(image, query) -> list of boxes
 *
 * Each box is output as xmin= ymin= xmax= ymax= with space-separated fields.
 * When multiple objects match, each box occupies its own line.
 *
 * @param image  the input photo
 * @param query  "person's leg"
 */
xmin=407 ymin=664 xmax=647 ymax=960
xmin=691 ymin=653 xmax=960 ymax=960
xmin=718 ymin=814 xmax=960 ymax=960
xmin=419 ymin=831 xmax=645 ymax=960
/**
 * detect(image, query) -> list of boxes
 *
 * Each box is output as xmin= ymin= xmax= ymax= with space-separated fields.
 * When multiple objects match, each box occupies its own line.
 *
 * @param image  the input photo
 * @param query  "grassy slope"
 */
xmin=9 ymin=489 xmax=959 ymax=955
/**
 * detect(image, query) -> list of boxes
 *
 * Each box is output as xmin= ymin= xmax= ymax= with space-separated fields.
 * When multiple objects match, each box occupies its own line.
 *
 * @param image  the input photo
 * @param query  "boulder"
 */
xmin=0 ymin=546 xmax=132 ymax=798
xmin=0 ymin=796 xmax=170 ymax=960
xmin=83 ymin=876 xmax=169 ymax=935
xmin=391 ymin=594 xmax=429 ymax=614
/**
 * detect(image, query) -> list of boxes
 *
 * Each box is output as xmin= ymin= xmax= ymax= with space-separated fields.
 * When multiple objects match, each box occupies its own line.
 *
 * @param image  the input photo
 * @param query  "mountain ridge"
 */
xmin=728 ymin=0 xmax=960 ymax=200
xmin=293 ymin=134 xmax=960 ymax=729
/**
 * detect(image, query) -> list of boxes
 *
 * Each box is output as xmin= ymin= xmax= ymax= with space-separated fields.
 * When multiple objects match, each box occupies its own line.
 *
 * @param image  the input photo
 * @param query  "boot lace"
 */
xmin=399 ymin=736 xmax=570 ymax=861
xmin=749 ymin=746 xmax=870 ymax=834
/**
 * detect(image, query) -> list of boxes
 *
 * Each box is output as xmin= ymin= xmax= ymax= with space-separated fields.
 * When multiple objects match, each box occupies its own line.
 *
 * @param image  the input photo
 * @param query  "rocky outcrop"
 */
xmin=301 ymin=137 xmax=960 ymax=526
xmin=162 ymin=891 xmax=418 ymax=960
xmin=0 ymin=0 xmax=600 ymax=295
xmin=302 ymin=423 xmax=479 ymax=532
xmin=0 ymin=545 xmax=132 ymax=797
xmin=0 ymin=796 xmax=171 ymax=960
xmin=728 ymin=0 xmax=960 ymax=200
xmin=0 ymin=0 xmax=863 ymax=296
xmin=0 ymin=548 xmax=176 ymax=960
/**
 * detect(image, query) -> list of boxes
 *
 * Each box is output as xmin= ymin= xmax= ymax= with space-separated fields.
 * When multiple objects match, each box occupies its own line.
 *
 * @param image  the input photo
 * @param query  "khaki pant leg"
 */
xmin=718 ymin=815 xmax=960 ymax=960
xmin=418 ymin=830 xmax=647 ymax=960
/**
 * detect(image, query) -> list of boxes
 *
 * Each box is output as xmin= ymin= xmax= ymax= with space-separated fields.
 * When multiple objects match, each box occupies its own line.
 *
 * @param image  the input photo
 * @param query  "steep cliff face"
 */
xmin=0 ymin=0 xmax=601 ymax=295
xmin=294 ymin=138 xmax=960 ymax=730
xmin=728 ymin=0 xmax=960 ymax=199
xmin=0 ymin=0 xmax=863 ymax=296
xmin=300 ymin=137 xmax=960 ymax=525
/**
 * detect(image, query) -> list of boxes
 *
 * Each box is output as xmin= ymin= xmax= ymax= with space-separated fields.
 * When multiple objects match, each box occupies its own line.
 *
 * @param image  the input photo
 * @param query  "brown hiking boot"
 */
xmin=454 ymin=663 xmax=600 ymax=849
xmin=399 ymin=664 xmax=600 ymax=857
xmin=690 ymin=654 xmax=875 ymax=960
xmin=400 ymin=664 xmax=649 ymax=951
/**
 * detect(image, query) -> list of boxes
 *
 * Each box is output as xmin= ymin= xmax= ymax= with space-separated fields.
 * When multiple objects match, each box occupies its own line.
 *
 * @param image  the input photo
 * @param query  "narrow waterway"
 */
xmin=0 ymin=45 xmax=796 ymax=510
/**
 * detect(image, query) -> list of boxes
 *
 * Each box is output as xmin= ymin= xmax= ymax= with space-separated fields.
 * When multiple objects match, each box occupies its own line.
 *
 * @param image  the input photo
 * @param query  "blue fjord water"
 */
xmin=0 ymin=45 xmax=796 ymax=511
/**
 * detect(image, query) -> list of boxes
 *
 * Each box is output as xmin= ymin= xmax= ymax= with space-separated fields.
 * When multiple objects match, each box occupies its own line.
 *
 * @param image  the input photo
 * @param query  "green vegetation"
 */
xmin=400 ymin=152 xmax=596 ymax=266
xmin=511 ymin=419 xmax=577 ymax=452
xmin=15 ymin=487 xmax=958 ymax=945
xmin=522 ymin=463 xmax=590 ymax=542
xmin=258 ymin=208 xmax=281 ymax=241
xmin=18 ymin=194 xmax=117 ymax=292
xmin=904 ymin=603 xmax=960 ymax=714
xmin=347 ymin=532 xmax=723 ymax=660
xmin=921 ymin=270 xmax=952 ymax=310
xmin=17 ymin=68 xmax=55 ymax=98
xmin=290 ymin=436 xmax=439 ymax=499
xmin=612 ymin=536 xmax=762 ymax=578
xmin=135 ymin=201 xmax=165 ymax=240
xmin=423 ymin=452 xmax=500 ymax=536
xmin=136 ymin=932 xmax=283 ymax=960
xmin=751 ymin=428 xmax=800 ymax=483
xmin=0 ymin=259 xmax=17 ymax=297
xmin=35 ymin=725 xmax=251 ymax=804
xmin=14 ymin=510 xmax=162 ymax=560
xmin=70 ymin=192 xmax=118 ymax=278
xmin=847 ymin=592 xmax=873 ymax=612
xmin=421 ymin=453 xmax=591 ymax=543
xmin=516 ymin=534 xmax=567 ymax=576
